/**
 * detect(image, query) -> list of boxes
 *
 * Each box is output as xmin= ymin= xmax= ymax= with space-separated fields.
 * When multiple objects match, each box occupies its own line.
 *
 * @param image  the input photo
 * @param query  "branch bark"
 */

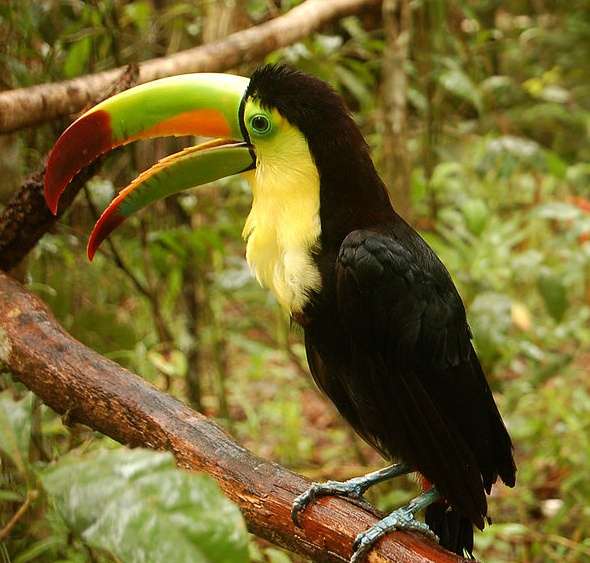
xmin=0 ymin=0 xmax=380 ymax=134
xmin=0 ymin=271 xmax=468 ymax=563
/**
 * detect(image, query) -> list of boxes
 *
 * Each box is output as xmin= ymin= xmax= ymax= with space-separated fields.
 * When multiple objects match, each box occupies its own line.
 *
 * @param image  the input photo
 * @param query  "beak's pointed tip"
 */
xmin=45 ymin=189 xmax=59 ymax=216
xmin=87 ymin=227 xmax=102 ymax=261
xmin=87 ymin=229 xmax=101 ymax=262
xmin=88 ymin=207 xmax=126 ymax=262
xmin=44 ymin=162 xmax=63 ymax=215
xmin=87 ymin=245 xmax=96 ymax=262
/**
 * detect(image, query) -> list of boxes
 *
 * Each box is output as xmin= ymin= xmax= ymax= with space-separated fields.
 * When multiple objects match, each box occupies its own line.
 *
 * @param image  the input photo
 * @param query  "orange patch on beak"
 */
xmin=134 ymin=109 xmax=232 ymax=140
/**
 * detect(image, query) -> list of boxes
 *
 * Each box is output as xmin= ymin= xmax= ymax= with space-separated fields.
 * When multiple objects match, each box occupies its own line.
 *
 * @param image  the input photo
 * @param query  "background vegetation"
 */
xmin=1 ymin=0 xmax=589 ymax=562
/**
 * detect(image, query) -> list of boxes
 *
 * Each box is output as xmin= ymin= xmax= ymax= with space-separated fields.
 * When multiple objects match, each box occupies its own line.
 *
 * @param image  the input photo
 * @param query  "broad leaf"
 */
xmin=63 ymin=37 xmax=91 ymax=79
xmin=439 ymin=67 xmax=482 ymax=113
xmin=461 ymin=198 xmax=489 ymax=236
xmin=41 ymin=448 xmax=248 ymax=563
xmin=537 ymin=272 xmax=569 ymax=322
xmin=0 ymin=390 xmax=33 ymax=473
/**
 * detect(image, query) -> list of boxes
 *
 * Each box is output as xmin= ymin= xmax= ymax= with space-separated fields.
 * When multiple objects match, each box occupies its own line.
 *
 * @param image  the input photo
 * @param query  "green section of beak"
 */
xmin=119 ymin=142 xmax=253 ymax=216
xmin=96 ymin=73 xmax=249 ymax=142
xmin=87 ymin=141 xmax=254 ymax=260
xmin=45 ymin=73 xmax=250 ymax=214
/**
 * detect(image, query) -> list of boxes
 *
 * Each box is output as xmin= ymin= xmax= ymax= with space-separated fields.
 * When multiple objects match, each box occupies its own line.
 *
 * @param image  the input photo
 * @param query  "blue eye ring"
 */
xmin=250 ymin=114 xmax=272 ymax=135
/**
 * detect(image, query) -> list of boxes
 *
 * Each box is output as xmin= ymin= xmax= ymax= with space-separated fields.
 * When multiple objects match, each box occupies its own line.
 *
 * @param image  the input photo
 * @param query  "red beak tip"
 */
xmin=87 ymin=243 xmax=97 ymax=262
xmin=44 ymin=109 xmax=114 ymax=218
xmin=44 ymin=177 xmax=63 ymax=215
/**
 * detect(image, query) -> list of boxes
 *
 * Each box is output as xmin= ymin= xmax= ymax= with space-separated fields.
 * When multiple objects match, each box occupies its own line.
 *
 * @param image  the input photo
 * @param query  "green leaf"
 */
xmin=41 ymin=448 xmax=249 ymax=563
xmin=13 ymin=537 xmax=65 ymax=563
xmin=123 ymin=1 xmax=153 ymax=30
xmin=265 ymin=547 xmax=293 ymax=563
xmin=147 ymin=349 xmax=187 ymax=378
xmin=537 ymin=272 xmax=569 ymax=322
xmin=0 ymin=489 xmax=24 ymax=502
xmin=461 ymin=198 xmax=489 ymax=236
xmin=63 ymin=36 xmax=91 ymax=78
xmin=470 ymin=292 xmax=513 ymax=364
xmin=544 ymin=150 xmax=568 ymax=178
xmin=0 ymin=391 xmax=33 ymax=473
xmin=334 ymin=65 xmax=372 ymax=109
xmin=438 ymin=67 xmax=482 ymax=113
xmin=0 ymin=489 xmax=23 ymax=503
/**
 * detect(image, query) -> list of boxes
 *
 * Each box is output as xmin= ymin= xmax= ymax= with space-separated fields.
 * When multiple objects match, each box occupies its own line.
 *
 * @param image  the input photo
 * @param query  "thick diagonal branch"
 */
xmin=0 ymin=0 xmax=380 ymax=134
xmin=0 ymin=272 xmax=468 ymax=563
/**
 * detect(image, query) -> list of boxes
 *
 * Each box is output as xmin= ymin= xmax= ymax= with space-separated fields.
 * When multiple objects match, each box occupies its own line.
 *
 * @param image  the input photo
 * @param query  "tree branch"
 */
xmin=0 ymin=0 xmax=380 ymax=134
xmin=0 ymin=490 xmax=39 ymax=542
xmin=0 ymin=64 xmax=139 ymax=272
xmin=0 ymin=271 xmax=468 ymax=563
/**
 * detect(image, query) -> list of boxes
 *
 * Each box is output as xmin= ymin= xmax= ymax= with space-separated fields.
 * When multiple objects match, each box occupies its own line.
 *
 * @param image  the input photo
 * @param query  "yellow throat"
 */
xmin=242 ymin=114 xmax=322 ymax=313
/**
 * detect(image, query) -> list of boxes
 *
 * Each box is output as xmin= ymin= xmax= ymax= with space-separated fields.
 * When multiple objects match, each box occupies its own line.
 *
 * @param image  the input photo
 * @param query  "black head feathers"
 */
xmin=247 ymin=65 xmax=349 ymax=128
xmin=247 ymin=65 xmax=373 ymax=175
xmin=246 ymin=65 xmax=391 ymax=240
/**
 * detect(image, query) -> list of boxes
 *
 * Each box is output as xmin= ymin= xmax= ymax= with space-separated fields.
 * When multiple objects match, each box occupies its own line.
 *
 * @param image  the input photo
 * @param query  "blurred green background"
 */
xmin=1 ymin=1 xmax=589 ymax=562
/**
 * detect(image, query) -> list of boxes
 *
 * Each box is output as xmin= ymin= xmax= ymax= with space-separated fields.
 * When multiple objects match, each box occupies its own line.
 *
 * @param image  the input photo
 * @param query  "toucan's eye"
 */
xmin=250 ymin=114 xmax=272 ymax=135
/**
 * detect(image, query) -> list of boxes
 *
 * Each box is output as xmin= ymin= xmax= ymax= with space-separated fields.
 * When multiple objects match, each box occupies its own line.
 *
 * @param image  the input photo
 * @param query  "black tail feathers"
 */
xmin=425 ymin=503 xmax=475 ymax=559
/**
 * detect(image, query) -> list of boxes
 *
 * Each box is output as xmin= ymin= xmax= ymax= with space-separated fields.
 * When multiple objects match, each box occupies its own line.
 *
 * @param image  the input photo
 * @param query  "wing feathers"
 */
xmin=329 ymin=228 xmax=515 ymax=526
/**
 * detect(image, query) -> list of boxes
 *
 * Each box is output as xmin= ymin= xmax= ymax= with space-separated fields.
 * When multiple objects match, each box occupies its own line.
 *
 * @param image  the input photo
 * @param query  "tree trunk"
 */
xmin=381 ymin=0 xmax=412 ymax=221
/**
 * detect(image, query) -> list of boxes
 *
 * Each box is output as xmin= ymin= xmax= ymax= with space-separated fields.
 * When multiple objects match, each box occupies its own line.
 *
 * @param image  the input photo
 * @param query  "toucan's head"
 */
xmin=45 ymin=64 xmax=372 ymax=260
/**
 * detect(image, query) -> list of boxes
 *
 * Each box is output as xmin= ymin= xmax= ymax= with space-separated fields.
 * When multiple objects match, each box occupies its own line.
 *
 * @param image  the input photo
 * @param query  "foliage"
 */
xmin=42 ymin=448 xmax=248 ymax=563
xmin=0 ymin=386 xmax=248 ymax=563
xmin=1 ymin=1 xmax=590 ymax=562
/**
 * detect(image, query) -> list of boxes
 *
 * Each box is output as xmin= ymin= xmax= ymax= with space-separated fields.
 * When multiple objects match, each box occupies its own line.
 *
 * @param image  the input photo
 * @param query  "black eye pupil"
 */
xmin=252 ymin=115 xmax=269 ymax=132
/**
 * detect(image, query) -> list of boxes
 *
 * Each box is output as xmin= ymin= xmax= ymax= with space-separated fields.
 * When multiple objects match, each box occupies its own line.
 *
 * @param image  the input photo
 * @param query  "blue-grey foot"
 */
xmin=350 ymin=488 xmax=441 ymax=563
xmin=291 ymin=463 xmax=412 ymax=526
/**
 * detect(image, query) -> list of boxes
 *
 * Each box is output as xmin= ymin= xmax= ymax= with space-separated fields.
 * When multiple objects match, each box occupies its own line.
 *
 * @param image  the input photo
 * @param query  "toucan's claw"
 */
xmin=350 ymin=487 xmax=441 ymax=562
xmin=291 ymin=479 xmax=366 ymax=526
xmin=350 ymin=508 xmax=439 ymax=563
xmin=291 ymin=463 xmax=412 ymax=527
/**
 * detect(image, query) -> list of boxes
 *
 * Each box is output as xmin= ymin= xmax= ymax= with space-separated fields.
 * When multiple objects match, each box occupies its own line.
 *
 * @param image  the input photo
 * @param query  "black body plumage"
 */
xmin=247 ymin=65 xmax=516 ymax=557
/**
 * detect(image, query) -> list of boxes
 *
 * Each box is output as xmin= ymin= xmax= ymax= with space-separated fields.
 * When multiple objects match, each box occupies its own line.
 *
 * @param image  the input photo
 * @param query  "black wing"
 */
xmin=333 ymin=228 xmax=515 ymax=527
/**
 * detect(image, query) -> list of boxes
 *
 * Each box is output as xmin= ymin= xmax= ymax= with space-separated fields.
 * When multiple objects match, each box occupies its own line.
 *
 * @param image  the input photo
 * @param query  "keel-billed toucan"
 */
xmin=45 ymin=65 xmax=516 ymax=561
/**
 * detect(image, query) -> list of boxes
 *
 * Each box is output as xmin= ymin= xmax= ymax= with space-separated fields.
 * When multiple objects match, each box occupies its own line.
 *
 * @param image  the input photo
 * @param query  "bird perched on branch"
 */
xmin=45 ymin=64 xmax=516 ymax=561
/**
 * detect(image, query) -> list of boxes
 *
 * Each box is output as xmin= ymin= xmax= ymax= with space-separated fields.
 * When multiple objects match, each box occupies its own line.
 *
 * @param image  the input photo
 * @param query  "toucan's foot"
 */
xmin=291 ymin=463 xmax=411 ymax=527
xmin=350 ymin=508 xmax=438 ymax=562
xmin=350 ymin=488 xmax=440 ymax=562
xmin=291 ymin=478 xmax=365 ymax=525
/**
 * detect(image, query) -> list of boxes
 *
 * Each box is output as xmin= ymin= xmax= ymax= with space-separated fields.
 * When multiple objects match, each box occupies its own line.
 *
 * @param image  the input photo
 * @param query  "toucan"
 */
xmin=44 ymin=65 xmax=516 ymax=561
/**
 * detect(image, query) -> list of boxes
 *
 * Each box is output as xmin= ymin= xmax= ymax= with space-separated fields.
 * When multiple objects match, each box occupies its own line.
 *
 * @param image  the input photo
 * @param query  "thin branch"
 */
xmin=0 ymin=490 xmax=38 ymax=541
xmin=0 ymin=271 xmax=468 ymax=563
xmin=82 ymin=186 xmax=175 ymax=345
xmin=0 ymin=0 xmax=381 ymax=134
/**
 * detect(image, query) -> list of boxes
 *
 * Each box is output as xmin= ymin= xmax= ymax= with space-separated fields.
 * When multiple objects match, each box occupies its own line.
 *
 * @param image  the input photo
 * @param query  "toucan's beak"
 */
xmin=44 ymin=73 xmax=253 ymax=260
